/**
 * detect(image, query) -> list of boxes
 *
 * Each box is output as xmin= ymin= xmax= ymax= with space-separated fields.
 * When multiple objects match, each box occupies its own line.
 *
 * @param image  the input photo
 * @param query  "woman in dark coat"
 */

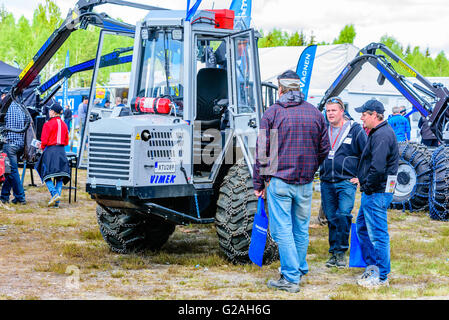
xmin=35 ymin=102 xmax=70 ymax=207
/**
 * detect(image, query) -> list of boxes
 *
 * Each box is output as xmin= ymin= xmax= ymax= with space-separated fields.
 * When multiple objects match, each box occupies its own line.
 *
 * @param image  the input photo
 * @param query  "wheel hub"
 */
xmin=394 ymin=163 xmax=417 ymax=198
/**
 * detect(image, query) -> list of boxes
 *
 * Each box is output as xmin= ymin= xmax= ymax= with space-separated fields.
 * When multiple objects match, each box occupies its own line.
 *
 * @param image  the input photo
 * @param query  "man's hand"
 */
xmin=350 ymin=177 xmax=359 ymax=185
xmin=254 ymin=189 xmax=265 ymax=199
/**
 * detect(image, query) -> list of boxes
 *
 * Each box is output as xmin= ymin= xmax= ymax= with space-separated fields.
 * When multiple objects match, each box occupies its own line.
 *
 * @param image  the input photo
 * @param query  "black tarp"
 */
xmin=0 ymin=60 xmax=40 ymax=107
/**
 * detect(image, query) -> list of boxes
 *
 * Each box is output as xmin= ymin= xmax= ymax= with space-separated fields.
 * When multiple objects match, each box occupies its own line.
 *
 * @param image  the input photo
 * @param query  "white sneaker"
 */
xmin=48 ymin=194 xmax=61 ymax=207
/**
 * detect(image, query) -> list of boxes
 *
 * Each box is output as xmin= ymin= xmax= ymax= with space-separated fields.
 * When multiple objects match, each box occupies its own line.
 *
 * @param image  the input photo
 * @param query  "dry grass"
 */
xmin=0 ymin=169 xmax=448 ymax=300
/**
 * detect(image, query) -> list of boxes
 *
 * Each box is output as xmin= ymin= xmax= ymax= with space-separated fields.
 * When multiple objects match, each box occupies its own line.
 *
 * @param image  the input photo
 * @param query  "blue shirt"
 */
xmin=388 ymin=114 xmax=410 ymax=142
xmin=5 ymin=102 xmax=28 ymax=147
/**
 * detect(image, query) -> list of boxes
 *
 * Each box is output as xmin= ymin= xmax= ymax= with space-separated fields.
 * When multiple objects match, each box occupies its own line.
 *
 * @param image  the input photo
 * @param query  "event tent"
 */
xmin=0 ymin=60 xmax=40 ymax=107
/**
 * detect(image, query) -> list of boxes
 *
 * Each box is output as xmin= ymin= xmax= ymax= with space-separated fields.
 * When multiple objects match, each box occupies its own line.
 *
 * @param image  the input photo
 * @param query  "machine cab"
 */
xmin=127 ymin=10 xmax=263 ymax=184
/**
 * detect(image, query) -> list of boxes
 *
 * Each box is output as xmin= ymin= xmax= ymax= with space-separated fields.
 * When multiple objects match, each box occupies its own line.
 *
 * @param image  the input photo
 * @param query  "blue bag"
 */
xmin=349 ymin=223 xmax=367 ymax=268
xmin=248 ymin=197 xmax=268 ymax=267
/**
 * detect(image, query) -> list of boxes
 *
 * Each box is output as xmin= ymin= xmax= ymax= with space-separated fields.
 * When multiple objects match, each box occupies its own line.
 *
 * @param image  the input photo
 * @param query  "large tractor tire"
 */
xmin=390 ymin=142 xmax=432 ymax=212
xmin=96 ymin=205 xmax=176 ymax=253
xmin=429 ymin=146 xmax=449 ymax=221
xmin=215 ymin=159 xmax=278 ymax=265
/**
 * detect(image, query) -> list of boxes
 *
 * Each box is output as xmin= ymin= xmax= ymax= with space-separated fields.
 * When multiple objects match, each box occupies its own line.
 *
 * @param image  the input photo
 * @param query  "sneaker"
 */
xmin=48 ymin=194 xmax=61 ymax=207
xmin=358 ymin=275 xmax=389 ymax=289
xmin=325 ymin=254 xmax=337 ymax=268
xmin=267 ymin=275 xmax=300 ymax=293
xmin=0 ymin=199 xmax=9 ymax=204
xmin=53 ymin=202 xmax=60 ymax=208
xmin=335 ymin=252 xmax=346 ymax=269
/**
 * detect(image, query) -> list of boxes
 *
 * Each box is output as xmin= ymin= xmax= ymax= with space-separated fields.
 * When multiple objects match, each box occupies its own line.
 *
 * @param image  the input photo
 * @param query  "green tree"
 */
xmin=333 ymin=24 xmax=356 ymax=44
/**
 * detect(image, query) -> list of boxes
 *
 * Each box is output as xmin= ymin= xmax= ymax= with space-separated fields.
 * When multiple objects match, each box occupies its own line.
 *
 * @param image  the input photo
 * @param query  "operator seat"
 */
xmin=194 ymin=68 xmax=228 ymax=175
xmin=195 ymin=68 xmax=228 ymax=129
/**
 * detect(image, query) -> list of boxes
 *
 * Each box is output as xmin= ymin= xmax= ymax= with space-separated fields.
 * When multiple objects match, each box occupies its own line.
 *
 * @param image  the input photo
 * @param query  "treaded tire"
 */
xmin=429 ymin=146 xmax=449 ymax=221
xmin=96 ymin=205 xmax=176 ymax=253
xmin=390 ymin=142 xmax=432 ymax=212
xmin=215 ymin=159 xmax=278 ymax=265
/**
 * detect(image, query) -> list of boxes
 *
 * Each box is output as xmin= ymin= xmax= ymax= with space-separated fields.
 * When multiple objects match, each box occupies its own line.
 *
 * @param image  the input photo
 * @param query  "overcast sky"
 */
xmin=3 ymin=0 xmax=449 ymax=57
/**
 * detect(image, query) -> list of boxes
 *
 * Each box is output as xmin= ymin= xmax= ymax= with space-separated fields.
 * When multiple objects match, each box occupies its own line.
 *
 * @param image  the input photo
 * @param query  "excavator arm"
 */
xmin=318 ymin=42 xmax=449 ymax=142
xmin=0 ymin=0 xmax=166 ymax=122
xmin=36 ymin=46 xmax=133 ymax=107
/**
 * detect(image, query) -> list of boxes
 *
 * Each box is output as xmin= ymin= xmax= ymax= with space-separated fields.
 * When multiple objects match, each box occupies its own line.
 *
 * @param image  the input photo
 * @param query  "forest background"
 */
xmin=0 ymin=0 xmax=448 ymax=89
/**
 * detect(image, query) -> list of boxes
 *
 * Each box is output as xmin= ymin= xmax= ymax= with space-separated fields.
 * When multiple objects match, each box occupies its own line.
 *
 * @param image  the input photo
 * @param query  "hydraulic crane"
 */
xmin=318 ymin=42 xmax=449 ymax=143
xmin=0 ymin=0 xmax=165 ymax=125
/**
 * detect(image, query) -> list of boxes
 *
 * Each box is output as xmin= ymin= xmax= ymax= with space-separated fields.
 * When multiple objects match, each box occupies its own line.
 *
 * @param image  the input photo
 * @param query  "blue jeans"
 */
xmin=356 ymin=192 xmax=393 ymax=280
xmin=321 ymin=180 xmax=357 ymax=254
xmin=267 ymin=177 xmax=313 ymax=284
xmin=45 ymin=178 xmax=63 ymax=199
xmin=1 ymin=144 xmax=25 ymax=202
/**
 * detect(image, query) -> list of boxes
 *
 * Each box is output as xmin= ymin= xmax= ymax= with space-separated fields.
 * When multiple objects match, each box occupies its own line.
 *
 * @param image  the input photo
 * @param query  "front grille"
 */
xmin=88 ymin=133 xmax=131 ymax=181
xmin=148 ymin=130 xmax=182 ymax=160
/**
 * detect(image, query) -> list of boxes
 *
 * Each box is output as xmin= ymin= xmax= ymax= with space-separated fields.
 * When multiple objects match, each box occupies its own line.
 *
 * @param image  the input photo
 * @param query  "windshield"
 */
xmin=137 ymin=29 xmax=183 ymax=99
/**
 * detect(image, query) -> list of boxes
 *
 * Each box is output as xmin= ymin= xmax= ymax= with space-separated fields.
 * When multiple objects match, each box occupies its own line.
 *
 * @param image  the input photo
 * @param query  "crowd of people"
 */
xmin=254 ymin=70 xmax=400 ymax=293
xmin=0 ymin=94 xmax=129 ymax=208
xmin=0 ymin=78 xmax=437 ymax=293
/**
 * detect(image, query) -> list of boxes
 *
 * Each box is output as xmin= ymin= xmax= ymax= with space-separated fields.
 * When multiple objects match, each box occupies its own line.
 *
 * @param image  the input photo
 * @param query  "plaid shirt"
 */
xmin=253 ymin=91 xmax=330 ymax=191
xmin=5 ymin=102 xmax=28 ymax=147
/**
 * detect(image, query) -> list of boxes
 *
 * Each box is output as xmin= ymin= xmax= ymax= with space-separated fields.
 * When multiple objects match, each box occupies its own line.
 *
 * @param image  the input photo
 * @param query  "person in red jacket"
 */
xmin=35 ymin=102 xmax=70 ymax=208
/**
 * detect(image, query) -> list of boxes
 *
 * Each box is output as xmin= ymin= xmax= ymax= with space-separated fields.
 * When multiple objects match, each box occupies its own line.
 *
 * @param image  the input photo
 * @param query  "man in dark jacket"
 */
xmin=253 ymin=70 xmax=330 ymax=293
xmin=354 ymin=99 xmax=399 ymax=288
xmin=418 ymin=116 xmax=439 ymax=147
xmin=63 ymin=105 xmax=72 ymax=131
xmin=319 ymin=96 xmax=367 ymax=269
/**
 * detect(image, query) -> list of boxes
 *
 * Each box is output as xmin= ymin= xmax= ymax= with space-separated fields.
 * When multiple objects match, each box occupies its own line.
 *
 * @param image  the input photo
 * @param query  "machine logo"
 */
xmin=150 ymin=175 xmax=176 ymax=184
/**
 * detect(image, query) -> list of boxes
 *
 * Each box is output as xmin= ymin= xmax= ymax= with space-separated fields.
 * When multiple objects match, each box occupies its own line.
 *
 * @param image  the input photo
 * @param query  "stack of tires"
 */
xmin=390 ymin=142 xmax=432 ymax=212
xmin=429 ymin=146 xmax=449 ymax=221
xmin=390 ymin=141 xmax=449 ymax=222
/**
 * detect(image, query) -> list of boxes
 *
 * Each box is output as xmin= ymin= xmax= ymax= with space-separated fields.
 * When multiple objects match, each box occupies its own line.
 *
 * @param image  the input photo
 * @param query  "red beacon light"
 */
xmin=132 ymin=97 xmax=172 ymax=114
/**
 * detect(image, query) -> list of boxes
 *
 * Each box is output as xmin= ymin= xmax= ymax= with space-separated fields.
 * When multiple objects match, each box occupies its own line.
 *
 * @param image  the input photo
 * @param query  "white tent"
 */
xmin=259 ymin=43 xmax=359 ymax=97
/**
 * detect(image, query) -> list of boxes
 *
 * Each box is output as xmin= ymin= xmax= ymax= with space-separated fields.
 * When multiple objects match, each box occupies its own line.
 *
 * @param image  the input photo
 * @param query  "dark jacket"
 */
xmin=63 ymin=108 xmax=72 ymax=122
xmin=418 ymin=117 xmax=437 ymax=141
xmin=253 ymin=90 xmax=330 ymax=191
xmin=320 ymin=121 xmax=367 ymax=182
xmin=357 ymin=120 xmax=399 ymax=195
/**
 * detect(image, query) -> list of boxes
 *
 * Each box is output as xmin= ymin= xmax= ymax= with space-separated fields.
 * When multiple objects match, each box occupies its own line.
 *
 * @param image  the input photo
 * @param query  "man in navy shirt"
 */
xmin=319 ymin=96 xmax=367 ymax=269
xmin=355 ymin=99 xmax=399 ymax=288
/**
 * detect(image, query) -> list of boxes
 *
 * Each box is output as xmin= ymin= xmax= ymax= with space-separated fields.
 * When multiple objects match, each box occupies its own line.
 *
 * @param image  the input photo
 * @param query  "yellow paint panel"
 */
xmin=19 ymin=60 xmax=34 ymax=80
xmin=398 ymin=60 xmax=417 ymax=77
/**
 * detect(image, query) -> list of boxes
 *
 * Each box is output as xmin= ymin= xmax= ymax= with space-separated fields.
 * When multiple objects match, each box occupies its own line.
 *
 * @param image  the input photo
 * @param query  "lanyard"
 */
xmin=330 ymin=122 xmax=344 ymax=150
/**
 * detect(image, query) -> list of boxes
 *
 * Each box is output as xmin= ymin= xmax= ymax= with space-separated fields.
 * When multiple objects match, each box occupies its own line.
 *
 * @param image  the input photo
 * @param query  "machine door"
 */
xmin=227 ymin=29 xmax=263 ymax=176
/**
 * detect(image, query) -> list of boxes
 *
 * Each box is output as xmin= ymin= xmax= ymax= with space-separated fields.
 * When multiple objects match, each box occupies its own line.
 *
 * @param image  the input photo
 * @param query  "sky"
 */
xmin=2 ymin=0 xmax=449 ymax=58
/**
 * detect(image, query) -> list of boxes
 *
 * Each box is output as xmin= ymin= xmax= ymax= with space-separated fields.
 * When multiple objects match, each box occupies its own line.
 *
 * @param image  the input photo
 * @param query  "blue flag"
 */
xmin=248 ymin=197 xmax=268 ymax=267
xmin=230 ymin=0 xmax=252 ymax=29
xmin=296 ymin=45 xmax=317 ymax=101
xmin=186 ymin=0 xmax=203 ymax=21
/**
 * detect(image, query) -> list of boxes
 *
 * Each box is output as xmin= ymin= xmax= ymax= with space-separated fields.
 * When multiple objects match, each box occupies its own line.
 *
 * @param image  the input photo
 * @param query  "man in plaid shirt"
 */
xmin=254 ymin=70 xmax=330 ymax=293
xmin=1 ymin=102 xmax=28 ymax=204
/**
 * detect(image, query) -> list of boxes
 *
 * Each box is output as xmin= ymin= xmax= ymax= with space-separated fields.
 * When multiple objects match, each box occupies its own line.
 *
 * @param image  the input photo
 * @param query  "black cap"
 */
xmin=355 ymin=99 xmax=385 ymax=114
xmin=105 ymin=99 xmax=110 ymax=104
xmin=277 ymin=70 xmax=300 ymax=80
xmin=50 ymin=102 xmax=63 ymax=114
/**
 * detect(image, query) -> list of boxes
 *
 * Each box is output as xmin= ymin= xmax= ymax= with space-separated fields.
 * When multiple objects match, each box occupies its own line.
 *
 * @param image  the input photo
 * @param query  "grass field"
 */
xmin=0 ymin=169 xmax=448 ymax=300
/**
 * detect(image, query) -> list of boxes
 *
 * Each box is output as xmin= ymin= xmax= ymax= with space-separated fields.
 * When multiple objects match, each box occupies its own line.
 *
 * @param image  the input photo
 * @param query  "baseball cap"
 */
xmin=50 ymin=102 xmax=63 ymax=114
xmin=277 ymin=70 xmax=300 ymax=80
xmin=355 ymin=99 xmax=385 ymax=114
